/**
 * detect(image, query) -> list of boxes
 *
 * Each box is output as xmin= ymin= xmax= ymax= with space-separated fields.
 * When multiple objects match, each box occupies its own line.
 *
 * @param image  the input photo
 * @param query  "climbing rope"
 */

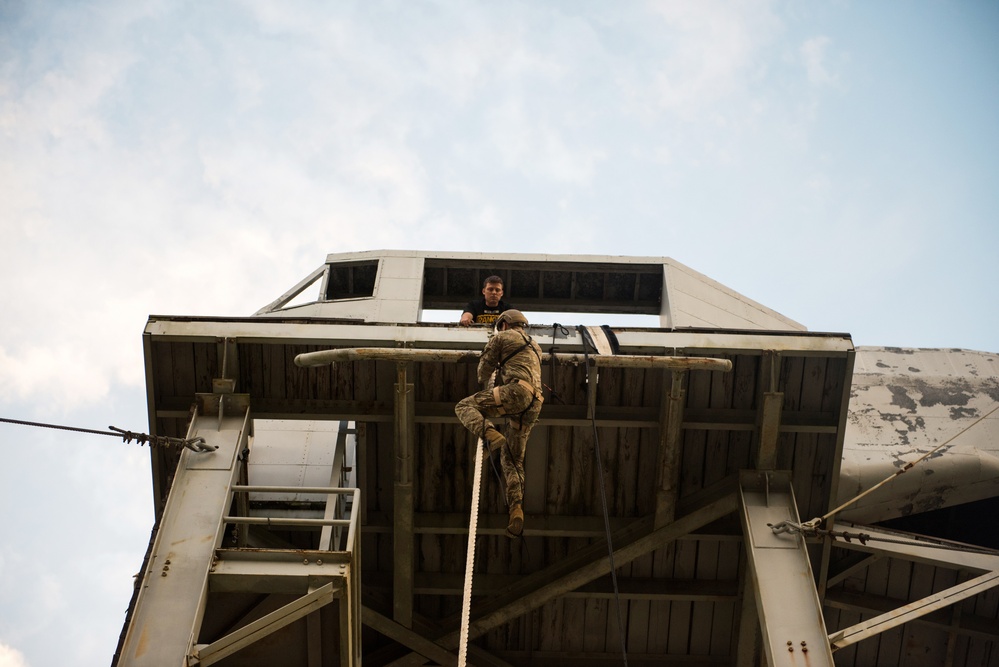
xmin=458 ymin=437 xmax=487 ymax=667
xmin=0 ymin=416 xmax=216 ymax=452
xmin=579 ymin=326 xmax=629 ymax=667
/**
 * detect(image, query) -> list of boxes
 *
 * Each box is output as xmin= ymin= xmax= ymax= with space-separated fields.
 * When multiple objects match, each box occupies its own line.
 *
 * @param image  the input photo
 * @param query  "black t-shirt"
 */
xmin=463 ymin=298 xmax=511 ymax=326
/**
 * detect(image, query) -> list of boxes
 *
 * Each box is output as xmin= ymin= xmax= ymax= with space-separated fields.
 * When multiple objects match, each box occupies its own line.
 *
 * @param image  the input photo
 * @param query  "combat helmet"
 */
xmin=495 ymin=309 xmax=529 ymax=329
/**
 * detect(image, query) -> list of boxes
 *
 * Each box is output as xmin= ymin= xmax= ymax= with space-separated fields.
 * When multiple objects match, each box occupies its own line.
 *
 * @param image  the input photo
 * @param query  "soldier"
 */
xmin=454 ymin=309 xmax=544 ymax=536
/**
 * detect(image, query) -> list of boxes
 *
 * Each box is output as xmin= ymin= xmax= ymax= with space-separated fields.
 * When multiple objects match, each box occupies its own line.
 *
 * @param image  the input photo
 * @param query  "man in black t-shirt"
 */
xmin=459 ymin=275 xmax=511 ymax=326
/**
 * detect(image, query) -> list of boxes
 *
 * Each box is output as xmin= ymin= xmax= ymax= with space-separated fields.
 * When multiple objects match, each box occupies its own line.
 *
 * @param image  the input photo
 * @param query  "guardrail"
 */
xmin=225 ymin=485 xmax=361 ymax=552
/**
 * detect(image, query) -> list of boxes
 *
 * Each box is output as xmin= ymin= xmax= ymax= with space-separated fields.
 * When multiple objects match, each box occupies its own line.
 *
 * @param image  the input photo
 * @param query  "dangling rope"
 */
xmin=578 ymin=326 xmax=629 ymax=667
xmin=458 ymin=437 xmax=487 ymax=667
xmin=0 ymin=416 xmax=216 ymax=452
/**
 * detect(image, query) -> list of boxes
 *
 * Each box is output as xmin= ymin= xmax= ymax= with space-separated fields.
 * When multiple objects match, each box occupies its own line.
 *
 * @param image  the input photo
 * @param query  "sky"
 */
xmin=0 ymin=1 xmax=997 ymax=665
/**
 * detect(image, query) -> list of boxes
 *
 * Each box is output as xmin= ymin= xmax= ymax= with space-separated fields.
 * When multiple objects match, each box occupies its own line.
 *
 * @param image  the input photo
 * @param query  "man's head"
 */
xmin=481 ymin=275 xmax=504 ymax=307
xmin=495 ymin=309 xmax=528 ymax=331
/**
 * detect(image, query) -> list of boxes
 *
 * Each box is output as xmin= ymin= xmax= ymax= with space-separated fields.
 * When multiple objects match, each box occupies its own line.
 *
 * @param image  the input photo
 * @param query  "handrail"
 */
xmin=294 ymin=347 xmax=732 ymax=372
xmin=228 ymin=485 xmax=361 ymax=552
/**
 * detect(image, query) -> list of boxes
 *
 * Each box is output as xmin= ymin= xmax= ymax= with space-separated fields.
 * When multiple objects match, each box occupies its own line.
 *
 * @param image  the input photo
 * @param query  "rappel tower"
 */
xmin=114 ymin=250 xmax=999 ymax=667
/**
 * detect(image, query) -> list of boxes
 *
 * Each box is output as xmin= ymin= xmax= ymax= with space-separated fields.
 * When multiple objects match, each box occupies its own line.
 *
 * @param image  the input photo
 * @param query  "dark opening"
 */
xmin=325 ymin=261 xmax=378 ymax=300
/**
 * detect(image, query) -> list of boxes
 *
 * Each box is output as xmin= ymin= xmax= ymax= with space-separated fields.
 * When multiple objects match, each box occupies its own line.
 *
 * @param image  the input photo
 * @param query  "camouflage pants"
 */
xmin=454 ymin=382 xmax=543 ymax=507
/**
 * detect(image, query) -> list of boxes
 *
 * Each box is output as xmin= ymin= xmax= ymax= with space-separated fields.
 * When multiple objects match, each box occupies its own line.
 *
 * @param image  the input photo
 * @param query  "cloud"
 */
xmin=642 ymin=0 xmax=783 ymax=118
xmin=0 ymin=644 xmax=30 ymax=667
xmin=801 ymin=35 xmax=840 ymax=87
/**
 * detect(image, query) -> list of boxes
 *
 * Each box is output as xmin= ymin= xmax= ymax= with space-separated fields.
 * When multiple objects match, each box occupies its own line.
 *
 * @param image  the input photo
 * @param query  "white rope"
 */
xmin=458 ymin=438 xmax=486 ymax=666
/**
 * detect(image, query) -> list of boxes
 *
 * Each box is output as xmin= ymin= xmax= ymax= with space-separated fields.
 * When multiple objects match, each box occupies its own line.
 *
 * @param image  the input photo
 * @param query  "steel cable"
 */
xmin=0 ymin=416 xmax=215 ymax=452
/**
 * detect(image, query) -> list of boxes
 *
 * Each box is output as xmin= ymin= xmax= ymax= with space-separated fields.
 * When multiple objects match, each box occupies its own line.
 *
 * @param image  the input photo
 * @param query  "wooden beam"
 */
xmin=825 ymin=552 xmax=882 ymax=589
xmin=655 ymin=370 xmax=686 ymax=529
xmin=443 ymin=494 xmax=738 ymax=657
xmin=379 ymin=571 xmax=740 ymax=600
xmin=393 ymin=362 xmax=415 ymax=628
xmin=754 ymin=350 xmax=781 ymax=470
xmin=362 ymin=606 xmax=457 ymax=667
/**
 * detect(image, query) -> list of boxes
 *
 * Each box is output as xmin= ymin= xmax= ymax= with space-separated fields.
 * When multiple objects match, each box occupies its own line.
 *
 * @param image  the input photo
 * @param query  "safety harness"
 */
xmin=492 ymin=329 xmax=543 ymax=427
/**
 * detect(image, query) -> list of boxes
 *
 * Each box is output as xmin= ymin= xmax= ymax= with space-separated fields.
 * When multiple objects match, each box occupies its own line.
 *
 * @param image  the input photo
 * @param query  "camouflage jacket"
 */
xmin=477 ymin=328 xmax=543 ymax=390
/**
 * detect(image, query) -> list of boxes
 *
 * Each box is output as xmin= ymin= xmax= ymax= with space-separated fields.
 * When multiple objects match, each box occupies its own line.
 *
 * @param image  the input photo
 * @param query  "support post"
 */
xmin=755 ymin=351 xmax=782 ymax=470
xmin=739 ymin=470 xmax=834 ymax=666
xmin=117 ymin=395 xmax=251 ymax=666
xmin=655 ymin=370 xmax=686 ymax=529
xmin=394 ymin=362 xmax=416 ymax=627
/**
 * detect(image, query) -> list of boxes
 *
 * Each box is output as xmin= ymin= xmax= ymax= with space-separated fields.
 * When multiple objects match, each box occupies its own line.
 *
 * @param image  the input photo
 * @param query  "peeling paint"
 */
xmin=840 ymin=347 xmax=999 ymax=523
xmin=887 ymin=386 xmax=917 ymax=412
xmin=917 ymin=383 xmax=973 ymax=408
xmin=950 ymin=406 xmax=979 ymax=419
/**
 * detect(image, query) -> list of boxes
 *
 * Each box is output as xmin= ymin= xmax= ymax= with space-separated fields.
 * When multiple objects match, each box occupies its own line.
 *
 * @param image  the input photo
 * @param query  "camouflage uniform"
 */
xmin=455 ymin=327 xmax=544 ymax=507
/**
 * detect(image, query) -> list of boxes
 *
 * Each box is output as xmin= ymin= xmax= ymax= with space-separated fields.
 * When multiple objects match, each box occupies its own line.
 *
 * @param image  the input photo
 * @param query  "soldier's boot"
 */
xmin=506 ymin=502 xmax=524 ymax=537
xmin=484 ymin=426 xmax=506 ymax=454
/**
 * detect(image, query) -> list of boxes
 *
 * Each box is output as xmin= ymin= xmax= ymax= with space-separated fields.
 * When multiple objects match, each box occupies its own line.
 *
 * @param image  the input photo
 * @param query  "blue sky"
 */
xmin=1 ymin=2 xmax=997 ymax=665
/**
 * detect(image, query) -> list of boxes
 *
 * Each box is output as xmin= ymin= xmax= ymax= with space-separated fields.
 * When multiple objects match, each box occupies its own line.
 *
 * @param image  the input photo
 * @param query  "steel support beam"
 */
xmin=320 ymin=423 xmax=351 ymax=551
xmin=117 ymin=397 xmax=250 ymax=666
xmin=734 ymin=568 xmax=760 ymax=667
xmin=190 ymin=583 xmax=336 ymax=665
xmin=828 ymin=570 xmax=999 ymax=651
xmin=826 ymin=523 xmax=999 ymax=572
xmin=739 ymin=471 xmax=834 ymax=666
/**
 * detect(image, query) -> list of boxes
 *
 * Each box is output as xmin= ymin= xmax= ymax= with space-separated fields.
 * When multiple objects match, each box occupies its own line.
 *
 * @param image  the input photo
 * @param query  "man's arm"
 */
xmin=459 ymin=299 xmax=478 ymax=326
xmin=477 ymin=336 xmax=502 ymax=385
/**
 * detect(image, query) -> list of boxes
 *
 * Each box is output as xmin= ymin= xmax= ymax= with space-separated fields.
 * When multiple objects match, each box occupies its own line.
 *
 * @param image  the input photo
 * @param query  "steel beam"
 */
xmin=828 ymin=570 xmax=999 ymax=650
xmin=734 ymin=568 xmax=760 ymax=667
xmin=823 ymin=589 xmax=999 ymax=641
xmin=827 ymin=523 xmax=999 ymax=572
xmin=739 ymin=470 xmax=834 ymax=666
xmin=117 ymin=401 xmax=250 ymax=666
xmin=190 ymin=582 xmax=336 ymax=665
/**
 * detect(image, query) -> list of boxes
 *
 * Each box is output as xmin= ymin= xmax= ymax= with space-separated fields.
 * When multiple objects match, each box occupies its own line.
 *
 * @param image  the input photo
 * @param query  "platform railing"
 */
xmin=225 ymin=485 xmax=361 ymax=552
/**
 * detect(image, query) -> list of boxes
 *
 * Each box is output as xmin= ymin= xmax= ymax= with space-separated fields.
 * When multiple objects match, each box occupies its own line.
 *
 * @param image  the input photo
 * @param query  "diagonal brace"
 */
xmin=458 ymin=494 xmax=736 ymax=650
xmin=829 ymin=570 xmax=999 ymax=650
xmin=190 ymin=582 xmax=337 ymax=665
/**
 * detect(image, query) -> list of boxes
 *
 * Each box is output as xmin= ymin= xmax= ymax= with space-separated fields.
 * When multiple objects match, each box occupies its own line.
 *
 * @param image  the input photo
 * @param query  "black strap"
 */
xmin=497 ymin=331 xmax=542 ymax=381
